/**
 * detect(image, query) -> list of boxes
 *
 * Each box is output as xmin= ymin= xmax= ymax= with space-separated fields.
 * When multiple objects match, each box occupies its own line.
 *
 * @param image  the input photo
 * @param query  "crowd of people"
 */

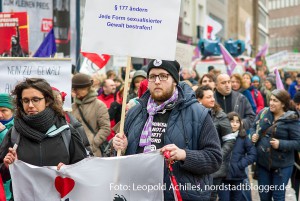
xmin=0 ymin=59 xmax=300 ymax=201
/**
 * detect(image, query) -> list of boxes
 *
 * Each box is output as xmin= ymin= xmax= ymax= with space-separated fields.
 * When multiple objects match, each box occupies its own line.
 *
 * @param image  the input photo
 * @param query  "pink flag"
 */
xmin=219 ymin=43 xmax=237 ymax=76
xmin=274 ymin=68 xmax=284 ymax=90
xmin=255 ymin=44 xmax=268 ymax=62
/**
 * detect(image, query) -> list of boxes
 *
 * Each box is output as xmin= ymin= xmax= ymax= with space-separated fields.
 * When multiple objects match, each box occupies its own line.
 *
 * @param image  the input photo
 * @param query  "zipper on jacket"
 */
xmin=223 ymin=96 xmax=226 ymax=113
xmin=39 ymin=142 xmax=43 ymax=166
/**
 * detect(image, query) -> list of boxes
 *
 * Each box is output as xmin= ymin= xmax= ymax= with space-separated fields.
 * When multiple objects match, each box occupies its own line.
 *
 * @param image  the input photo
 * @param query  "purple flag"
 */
xmin=274 ymin=68 xmax=284 ymax=90
xmin=33 ymin=29 xmax=57 ymax=57
xmin=255 ymin=43 xmax=268 ymax=62
xmin=219 ymin=43 xmax=237 ymax=76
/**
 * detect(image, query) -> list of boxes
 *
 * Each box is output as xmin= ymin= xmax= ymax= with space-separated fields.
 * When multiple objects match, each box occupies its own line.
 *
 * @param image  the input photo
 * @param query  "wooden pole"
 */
xmin=117 ymin=56 xmax=131 ymax=156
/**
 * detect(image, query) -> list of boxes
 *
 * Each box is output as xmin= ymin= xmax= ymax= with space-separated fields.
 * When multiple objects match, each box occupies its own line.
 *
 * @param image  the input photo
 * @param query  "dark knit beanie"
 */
xmin=147 ymin=59 xmax=180 ymax=83
xmin=72 ymin=73 xmax=93 ymax=88
xmin=294 ymin=91 xmax=300 ymax=103
xmin=0 ymin=93 xmax=13 ymax=109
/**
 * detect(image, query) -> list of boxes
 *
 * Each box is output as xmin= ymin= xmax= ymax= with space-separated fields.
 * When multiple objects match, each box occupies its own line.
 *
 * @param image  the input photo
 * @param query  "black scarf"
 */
xmin=14 ymin=107 xmax=65 ymax=142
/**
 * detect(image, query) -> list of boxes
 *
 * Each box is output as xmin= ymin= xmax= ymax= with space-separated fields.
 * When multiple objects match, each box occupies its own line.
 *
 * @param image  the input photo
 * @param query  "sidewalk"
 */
xmin=250 ymin=171 xmax=297 ymax=201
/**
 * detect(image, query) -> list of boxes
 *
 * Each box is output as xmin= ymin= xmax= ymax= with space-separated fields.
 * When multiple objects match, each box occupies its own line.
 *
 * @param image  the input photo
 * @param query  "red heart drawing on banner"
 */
xmin=55 ymin=176 xmax=75 ymax=198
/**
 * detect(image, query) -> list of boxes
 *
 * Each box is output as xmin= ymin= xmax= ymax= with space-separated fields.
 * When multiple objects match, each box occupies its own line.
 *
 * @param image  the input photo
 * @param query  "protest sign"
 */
xmin=0 ymin=12 xmax=29 ymax=57
xmin=265 ymin=50 xmax=288 ymax=71
xmin=175 ymin=43 xmax=195 ymax=68
xmin=0 ymin=58 xmax=72 ymax=110
xmin=81 ymin=0 xmax=181 ymax=60
xmin=287 ymin=52 xmax=300 ymax=71
xmin=10 ymin=152 xmax=164 ymax=201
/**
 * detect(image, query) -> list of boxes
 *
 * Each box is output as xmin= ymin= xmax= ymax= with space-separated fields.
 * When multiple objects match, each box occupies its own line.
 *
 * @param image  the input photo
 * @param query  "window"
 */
xmin=259 ymin=10 xmax=267 ymax=27
xmin=286 ymin=17 xmax=289 ymax=26
xmin=281 ymin=0 xmax=285 ymax=7
xmin=287 ymin=0 xmax=290 ymax=6
xmin=291 ymin=0 xmax=295 ymax=6
xmin=273 ymin=1 xmax=277 ymax=9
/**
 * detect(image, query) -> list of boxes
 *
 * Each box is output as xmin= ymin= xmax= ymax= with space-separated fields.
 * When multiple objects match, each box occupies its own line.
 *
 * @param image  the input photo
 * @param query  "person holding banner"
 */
xmin=113 ymin=59 xmax=222 ymax=201
xmin=0 ymin=78 xmax=87 ymax=199
xmin=0 ymin=94 xmax=14 ymax=201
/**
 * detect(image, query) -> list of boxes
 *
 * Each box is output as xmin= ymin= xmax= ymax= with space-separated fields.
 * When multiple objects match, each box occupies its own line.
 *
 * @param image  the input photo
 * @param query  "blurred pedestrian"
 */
xmin=71 ymin=73 xmax=110 ymax=157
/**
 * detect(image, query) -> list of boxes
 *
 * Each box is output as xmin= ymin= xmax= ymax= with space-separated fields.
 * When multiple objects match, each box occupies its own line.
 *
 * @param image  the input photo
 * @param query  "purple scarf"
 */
xmin=139 ymin=88 xmax=178 ymax=153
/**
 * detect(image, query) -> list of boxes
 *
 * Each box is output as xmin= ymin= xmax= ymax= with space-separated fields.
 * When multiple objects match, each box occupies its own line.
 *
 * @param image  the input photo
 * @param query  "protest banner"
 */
xmin=0 ymin=58 xmax=72 ymax=110
xmin=2 ymin=0 xmax=53 ymax=55
xmin=81 ymin=0 xmax=181 ymax=60
xmin=287 ymin=52 xmax=300 ymax=71
xmin=10 ymin=152 xmax=164 ymax=201
xmin=265 ymin=50 xmax=288 ymax=71
xmin=175 ymin=43 xmax=195 ymax=69
xmin=0 ymin=12 xmax=29 ymax=57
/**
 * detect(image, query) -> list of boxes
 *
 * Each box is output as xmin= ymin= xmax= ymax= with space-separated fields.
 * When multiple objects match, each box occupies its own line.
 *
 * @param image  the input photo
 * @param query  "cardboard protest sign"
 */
xmin=81 ymin=0 xmax=181 ymax=60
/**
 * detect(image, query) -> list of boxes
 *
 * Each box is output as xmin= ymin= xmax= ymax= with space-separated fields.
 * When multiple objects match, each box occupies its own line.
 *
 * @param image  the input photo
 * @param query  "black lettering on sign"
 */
xmin=37 ymin=66 xmax=61 ymax=75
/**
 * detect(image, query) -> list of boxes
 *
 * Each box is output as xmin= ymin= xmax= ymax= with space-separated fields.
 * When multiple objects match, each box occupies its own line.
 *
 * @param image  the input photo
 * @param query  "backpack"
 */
xmin=11 ymin=125 xmax=71 ymax=156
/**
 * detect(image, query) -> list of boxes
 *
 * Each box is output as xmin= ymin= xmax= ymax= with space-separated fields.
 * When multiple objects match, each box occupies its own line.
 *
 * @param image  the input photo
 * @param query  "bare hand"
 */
xmin=161 ymin=144 xmax=186 ymax=162
xmin=252 ymin=134 xmax=259 ymax=143
xmin=57 ymin=162 xmax=65 ymax=171
xmin=0 ymin=123 xmax=5 ymax=132
xmin=113 ymin=133 xmax=128 ymax=152
xmin=3 ymin=148 xmax=18 ymax=168
xmin=270 ymin=138 xmax=279 ymax=149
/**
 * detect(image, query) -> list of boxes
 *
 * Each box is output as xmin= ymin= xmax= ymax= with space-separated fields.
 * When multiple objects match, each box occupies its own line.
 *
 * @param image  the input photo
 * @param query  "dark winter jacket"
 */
xmin=250 ymin=108 xmax=300 ymax=170
xmin=248 ymin=86 xmax=265 ymax=114
xmin=0 ymin=121 xmax=87 ymax=182
xmin=215 ymin=90 xmax=255 ymax=130
xmin=125 ymin=82 xmax=222 ymax=201
xmin=225 ymin=134 xmax=257 ymax=180
xmin=210 ymin=110 xmax=233 ymax=178
xmin=240 ymin=88 xmax=257 ymax=114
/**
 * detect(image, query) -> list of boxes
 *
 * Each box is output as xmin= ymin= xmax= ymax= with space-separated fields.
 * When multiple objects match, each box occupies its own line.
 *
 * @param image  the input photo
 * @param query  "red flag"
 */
xmin=81 ymin=52 xmax=110 ymax=69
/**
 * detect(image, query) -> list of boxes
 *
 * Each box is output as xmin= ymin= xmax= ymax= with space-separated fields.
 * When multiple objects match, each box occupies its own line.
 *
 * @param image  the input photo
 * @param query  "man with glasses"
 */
xmin=113 ymin=59 xmax=222 ymax=201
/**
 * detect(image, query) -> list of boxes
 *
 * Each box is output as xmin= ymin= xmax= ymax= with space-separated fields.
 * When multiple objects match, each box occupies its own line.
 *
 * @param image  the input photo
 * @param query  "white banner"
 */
xmin=265 ymin=50 xmax=288 ymax=71
xmin=0 ymin=58 xmax=72 ymax=110
xmin=81 ymin=0 xmax=181 ymax=60
xmin=287 ymin=52 xmax=300 ymax=71
xmin=175 ymin=43 xmax=195 ymax=68
xmin=2 ymin=0 xmax=53 ymax=55
xmin=10 ymin=152 xmax=164 ymax=201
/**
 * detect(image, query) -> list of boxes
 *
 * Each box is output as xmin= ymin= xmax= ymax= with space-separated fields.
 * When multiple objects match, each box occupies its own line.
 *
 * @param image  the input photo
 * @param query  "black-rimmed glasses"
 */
xmin=20 ymin=97 xmax=44 ymax=106
xmin=148 ymin=73 xmax=169 ymax=82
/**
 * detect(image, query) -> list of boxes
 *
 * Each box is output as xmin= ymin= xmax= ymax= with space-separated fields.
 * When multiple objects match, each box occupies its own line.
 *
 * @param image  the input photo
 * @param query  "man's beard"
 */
xmin=151 ymin=86 xmax=175 ymax=102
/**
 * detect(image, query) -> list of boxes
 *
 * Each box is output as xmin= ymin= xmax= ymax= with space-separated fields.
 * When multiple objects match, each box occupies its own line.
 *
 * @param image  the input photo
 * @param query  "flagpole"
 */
xmin=117 ymin=56 xmax=131 ymax=156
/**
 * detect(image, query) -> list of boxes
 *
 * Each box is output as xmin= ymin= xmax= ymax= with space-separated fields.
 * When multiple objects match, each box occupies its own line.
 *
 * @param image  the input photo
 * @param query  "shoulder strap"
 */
xmin=11 ymin=127 xmax=20 ymax=150
xmin=78 ymin=106 xmax=97 ymax=135
xmin=61 ymin=128 xmax=71 ymax=156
